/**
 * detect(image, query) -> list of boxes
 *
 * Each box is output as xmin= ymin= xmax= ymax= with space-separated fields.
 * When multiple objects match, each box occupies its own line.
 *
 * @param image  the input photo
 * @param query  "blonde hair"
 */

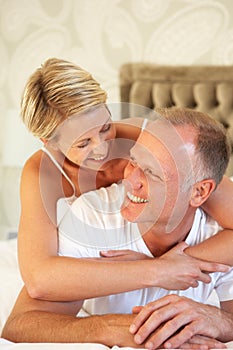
xmin=21 ymin=58 xmax=107 ymax=139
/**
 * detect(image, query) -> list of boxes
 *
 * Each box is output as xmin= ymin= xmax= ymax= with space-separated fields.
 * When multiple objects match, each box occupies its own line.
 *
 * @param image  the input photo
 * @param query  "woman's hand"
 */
xmin=100 ymin=249 xmax=151 ymax=261
xmin=154 ymin=242 xmax=230 ymax=290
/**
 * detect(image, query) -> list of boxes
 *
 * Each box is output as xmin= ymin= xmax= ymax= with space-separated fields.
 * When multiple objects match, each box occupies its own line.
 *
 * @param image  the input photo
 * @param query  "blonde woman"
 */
xmin=18 ymin=57 xmax=233 ymax=303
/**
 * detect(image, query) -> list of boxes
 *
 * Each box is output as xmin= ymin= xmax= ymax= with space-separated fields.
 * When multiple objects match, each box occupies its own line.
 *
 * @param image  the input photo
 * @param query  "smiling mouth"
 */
xmin=91 ymin=155 xmax=106 ymax=161
xmin=127 ymin=192 xmax=148 ymax=203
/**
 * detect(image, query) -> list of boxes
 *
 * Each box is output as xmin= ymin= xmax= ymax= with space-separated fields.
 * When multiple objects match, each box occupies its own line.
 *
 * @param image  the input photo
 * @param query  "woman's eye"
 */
xmin=77 ymin=143 xmax=88 ymax=149
xmin=73 ymin=139 xmax=90 ymax=149
xmin=100 ymin=123 xmax=111 ymax=133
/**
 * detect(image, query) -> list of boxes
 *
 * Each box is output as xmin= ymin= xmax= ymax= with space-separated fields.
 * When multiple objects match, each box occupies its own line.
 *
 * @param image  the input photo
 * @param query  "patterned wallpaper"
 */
xmin=0 ymin=0 xmax=233 ymax=234
xmin=1 ymin=0 xmax=233 ymax=111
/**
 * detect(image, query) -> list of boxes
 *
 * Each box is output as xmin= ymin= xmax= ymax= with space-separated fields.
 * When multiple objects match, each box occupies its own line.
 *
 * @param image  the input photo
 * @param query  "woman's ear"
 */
xmin=40 ymin=138 xmax=47 ymax=144
xmin=40 ymin=138 xmax=59 ymax=150
xmin=190 ymin=179 xmax=216 ymax=207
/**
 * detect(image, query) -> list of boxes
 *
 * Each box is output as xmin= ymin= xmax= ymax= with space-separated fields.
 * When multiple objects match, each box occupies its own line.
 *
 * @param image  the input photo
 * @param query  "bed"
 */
xmin=0 ymin=238 xmax=142 ymax=349
xmin=119 ymin=63 xmax=233 ymax=177
xmin=1 ymin=239 xmax=233 ymax=349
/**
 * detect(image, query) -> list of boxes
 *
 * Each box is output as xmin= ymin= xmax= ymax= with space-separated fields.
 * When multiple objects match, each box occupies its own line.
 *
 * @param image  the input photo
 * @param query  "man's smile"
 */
xmin=126 ymin=191 xmax=148 ymax=203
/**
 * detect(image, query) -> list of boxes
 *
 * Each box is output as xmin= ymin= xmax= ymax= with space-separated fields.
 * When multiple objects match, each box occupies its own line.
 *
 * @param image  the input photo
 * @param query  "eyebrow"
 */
xmin=72 ymin=116 xmax=112 ymax=146
xmin=130 ymin=149 xmax=157 ymax=171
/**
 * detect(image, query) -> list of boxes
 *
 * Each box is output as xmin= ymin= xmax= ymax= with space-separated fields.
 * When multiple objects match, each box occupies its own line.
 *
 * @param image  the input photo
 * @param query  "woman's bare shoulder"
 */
xmin=23 ymin=150 xmax=42 ymax=170
xmin=21 ymin=150 xmax=57 ymax=192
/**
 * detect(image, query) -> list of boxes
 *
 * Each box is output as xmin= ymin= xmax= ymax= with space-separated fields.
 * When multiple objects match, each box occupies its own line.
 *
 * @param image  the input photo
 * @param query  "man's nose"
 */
xmin=125 ymin=166 xmax=144 ymax=190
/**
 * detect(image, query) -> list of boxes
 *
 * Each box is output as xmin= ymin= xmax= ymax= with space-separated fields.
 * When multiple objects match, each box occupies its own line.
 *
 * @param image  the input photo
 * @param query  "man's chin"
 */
xmin=120 ymin=206 xmax=142 ymax=223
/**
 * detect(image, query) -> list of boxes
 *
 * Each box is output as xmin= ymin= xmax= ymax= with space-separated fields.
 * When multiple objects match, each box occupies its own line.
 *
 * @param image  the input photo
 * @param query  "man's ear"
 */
xmin=190 ymin=179 xmax=216 ymax=207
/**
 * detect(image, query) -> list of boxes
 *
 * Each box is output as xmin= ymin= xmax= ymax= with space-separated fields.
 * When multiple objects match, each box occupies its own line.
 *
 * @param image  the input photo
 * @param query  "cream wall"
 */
xmin=1 ymin=0 xmax=233 ymax=235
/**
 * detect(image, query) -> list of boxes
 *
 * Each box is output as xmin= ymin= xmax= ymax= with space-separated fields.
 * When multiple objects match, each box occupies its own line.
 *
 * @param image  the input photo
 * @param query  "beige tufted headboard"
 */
xmin=119 ymin=63 xmax=233 ymax=176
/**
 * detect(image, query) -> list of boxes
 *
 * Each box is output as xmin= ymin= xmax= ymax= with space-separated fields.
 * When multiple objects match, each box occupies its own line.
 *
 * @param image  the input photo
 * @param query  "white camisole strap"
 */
xmin=141 ymin=118 xmax=148 ymax=130
xmin=41 ymin=146 xmax=76 ymax=197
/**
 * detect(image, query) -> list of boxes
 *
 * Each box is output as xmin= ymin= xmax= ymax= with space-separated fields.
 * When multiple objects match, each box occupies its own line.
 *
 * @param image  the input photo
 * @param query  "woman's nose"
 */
xmin=92 ymin=138 xmax=108 ymax=156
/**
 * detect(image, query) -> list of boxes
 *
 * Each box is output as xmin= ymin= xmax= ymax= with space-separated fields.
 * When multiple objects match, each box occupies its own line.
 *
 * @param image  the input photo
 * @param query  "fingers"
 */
xmin=132 ymin=306 xmax=143 ymax=314
xmin=173 ymin=242 xmax=189 ymax=253
xmin=142 ymin=312 xmax=196 ymax=349
xmin=130 ymin=296 xmax=176 ymax=335
xmin=199 ymin=261 xmax=230 ymax=273
xmin=100 ymin=249 xmax=129 ymax=257
xmin=197 ymin=272 xmax=211 ymax=284
xmin=181 ymin=335 xmax=227 ymax=349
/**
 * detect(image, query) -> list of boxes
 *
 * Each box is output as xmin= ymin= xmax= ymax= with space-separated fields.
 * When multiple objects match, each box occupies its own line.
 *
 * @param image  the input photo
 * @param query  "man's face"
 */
xmin=121 ymin=120 xmax=195 ymax=233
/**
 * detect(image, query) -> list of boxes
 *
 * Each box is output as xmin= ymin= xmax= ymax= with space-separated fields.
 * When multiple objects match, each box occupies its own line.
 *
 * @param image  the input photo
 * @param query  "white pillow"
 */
xmin=0 ymin=239 xmax=23 ymax=334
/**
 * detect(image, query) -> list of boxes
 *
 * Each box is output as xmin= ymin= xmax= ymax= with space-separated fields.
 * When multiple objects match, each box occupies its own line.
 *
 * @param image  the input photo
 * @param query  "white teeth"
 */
xmin=127 ymin=192 xmax=148 ymax=203
xmin=92 ymin=156 xmax=105 ymax=161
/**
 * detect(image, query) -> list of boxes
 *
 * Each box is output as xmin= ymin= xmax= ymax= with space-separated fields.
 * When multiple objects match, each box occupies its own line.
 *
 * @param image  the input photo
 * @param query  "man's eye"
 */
xmin=145 ymin=169 xmax=162 ymax=181
xmin=100 ymin=123 xmax=111 ymax=133
xmin=145 ymin=168 xmax=153 ymax=175
xmin=145 ymin=168 xmax=157 ymax=177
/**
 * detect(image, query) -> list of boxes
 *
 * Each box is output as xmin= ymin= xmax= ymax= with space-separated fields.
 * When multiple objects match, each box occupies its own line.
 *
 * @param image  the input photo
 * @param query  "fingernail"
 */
xmin=164 ymin=342 xmax=172 ymax=348
xmin=134 ymin=334 xmax=142 ymax=344
xmin=215 ymin=342 xmax=226 ymax=348
xmin=145 ymin=341 xmax=154 ymax=349
xmin=129 ymin=324 xmax=136 ymax=333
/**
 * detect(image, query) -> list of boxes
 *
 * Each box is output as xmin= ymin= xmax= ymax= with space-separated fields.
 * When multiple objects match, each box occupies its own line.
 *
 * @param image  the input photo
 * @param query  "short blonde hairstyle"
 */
xmin=21 ymin=58 xmax=107 ymax=139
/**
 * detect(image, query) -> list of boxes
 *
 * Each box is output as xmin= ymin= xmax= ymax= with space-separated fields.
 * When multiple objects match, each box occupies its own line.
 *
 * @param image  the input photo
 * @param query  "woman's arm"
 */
xmin=185 ymin=229 xmax=233 ymax=265
xmin=186 ymin=176 xmax=233 ymax=264
xmin=202 ymin=176 xmax=233 ymax=228
xmin=18 ymin=154 xmax=227 ymax=302
xmin=19 ymin=155 xmax=161 ymax=301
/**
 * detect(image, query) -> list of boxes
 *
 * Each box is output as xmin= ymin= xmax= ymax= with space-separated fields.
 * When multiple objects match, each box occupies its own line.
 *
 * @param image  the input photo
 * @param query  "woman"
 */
xmin=18 ymin=57 xmax=233 ymax=302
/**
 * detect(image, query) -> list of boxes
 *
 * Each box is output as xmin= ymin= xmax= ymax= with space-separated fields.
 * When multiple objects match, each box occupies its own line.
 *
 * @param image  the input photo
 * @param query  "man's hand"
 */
xmin=129 ymin=295 xmax=228 ymax=349
xmin=175 ymin=335 xmax=226 ymax=349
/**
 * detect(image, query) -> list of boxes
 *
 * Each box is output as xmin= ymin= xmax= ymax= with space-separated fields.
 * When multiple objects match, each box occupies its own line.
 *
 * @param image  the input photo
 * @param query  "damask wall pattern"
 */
xmin=0 ymin=0 xmax=233 ymax=234
xmin=1 ymin=0 xmax=233 ymax=110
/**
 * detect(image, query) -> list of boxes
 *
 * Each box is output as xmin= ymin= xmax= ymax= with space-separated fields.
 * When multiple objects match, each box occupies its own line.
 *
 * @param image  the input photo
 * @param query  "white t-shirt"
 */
xmin=57 ymin=183 xmax=233 ymax=315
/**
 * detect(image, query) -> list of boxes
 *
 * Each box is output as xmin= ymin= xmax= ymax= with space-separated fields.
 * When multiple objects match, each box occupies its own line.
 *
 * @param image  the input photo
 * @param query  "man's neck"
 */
xmin=138 ymin=209 xmax=197 ymax=257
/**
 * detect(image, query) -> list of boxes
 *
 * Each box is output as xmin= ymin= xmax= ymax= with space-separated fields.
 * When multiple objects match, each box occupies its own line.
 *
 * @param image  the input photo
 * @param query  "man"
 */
xmin=2 ymin=108 xmax=233 ymax=349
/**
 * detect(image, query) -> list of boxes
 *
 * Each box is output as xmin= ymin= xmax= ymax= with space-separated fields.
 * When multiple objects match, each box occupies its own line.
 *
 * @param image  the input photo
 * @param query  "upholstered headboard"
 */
xmin=119 ymin=63 xmax=233 ymax=176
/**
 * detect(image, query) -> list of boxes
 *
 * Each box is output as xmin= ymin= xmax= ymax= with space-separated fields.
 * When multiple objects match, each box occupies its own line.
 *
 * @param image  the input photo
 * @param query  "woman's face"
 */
xmin=51 ymin=105 xmax=116 ymax=170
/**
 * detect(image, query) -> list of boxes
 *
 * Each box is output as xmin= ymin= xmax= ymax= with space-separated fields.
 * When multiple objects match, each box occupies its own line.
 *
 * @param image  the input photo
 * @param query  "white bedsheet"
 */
xmin=0 ymin=339 xmax=233 ymax=349
xmin=0 ymin=238 xmax=233 ymax=349
xmin=0 ymin=339 xmax=144 ymax=349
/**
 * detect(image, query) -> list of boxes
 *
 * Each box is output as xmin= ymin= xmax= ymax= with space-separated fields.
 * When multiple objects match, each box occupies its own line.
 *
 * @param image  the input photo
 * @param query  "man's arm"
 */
xmin=1 ymin=286 xmax=137 ymax=347
xmin=2 ymin=288 xmax=227 ymax=349
xmin=129 ymin=295 xmax=233 ymax=349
